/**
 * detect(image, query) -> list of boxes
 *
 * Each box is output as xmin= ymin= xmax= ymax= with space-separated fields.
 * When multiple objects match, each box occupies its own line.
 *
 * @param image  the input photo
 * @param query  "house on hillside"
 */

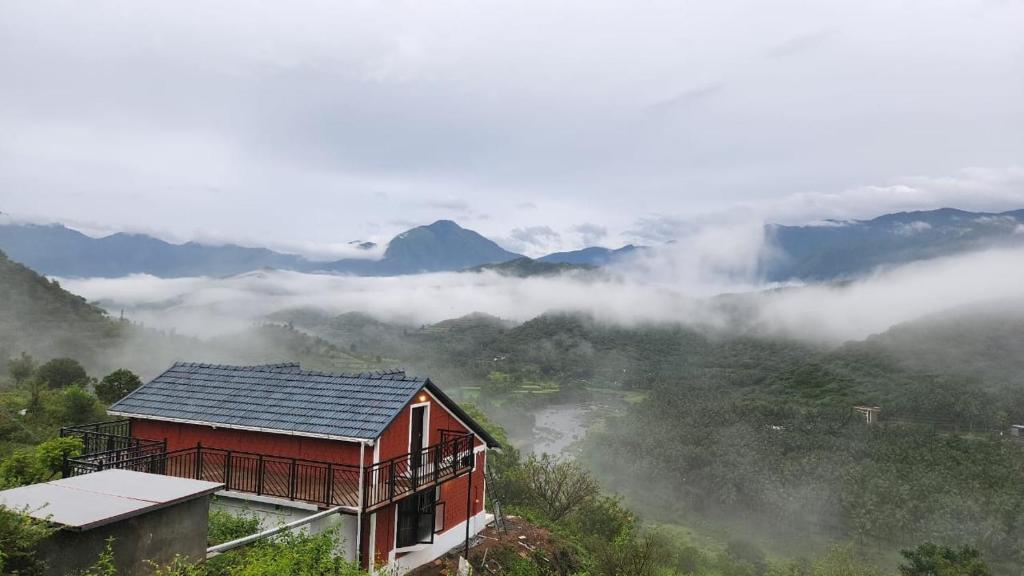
xmin=62 ymin=362 xmax=499 ymax=574
xmin=853 ymin=405 xmax=881 ymax=424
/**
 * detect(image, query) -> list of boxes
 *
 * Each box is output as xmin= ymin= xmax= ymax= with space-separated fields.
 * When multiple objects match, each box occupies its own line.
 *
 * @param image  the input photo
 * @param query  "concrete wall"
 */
xmin=212 ymin=491 xmax=359 ymax=562
xmin=38 ymin=496 xmax=210 ymax=576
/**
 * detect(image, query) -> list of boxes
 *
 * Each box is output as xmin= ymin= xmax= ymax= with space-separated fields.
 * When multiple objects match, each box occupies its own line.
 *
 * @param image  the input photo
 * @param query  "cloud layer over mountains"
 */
xmin=60 ymin=244 xmax=1024 ymax=344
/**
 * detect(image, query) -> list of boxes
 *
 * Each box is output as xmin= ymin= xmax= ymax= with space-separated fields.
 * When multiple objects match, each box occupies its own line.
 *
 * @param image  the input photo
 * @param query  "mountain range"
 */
xmin=0 ymin=218 xmax=637 ymax=278
xmin=0 ymin=207 xmax=1021 ymax=281
xmin=761 ymin=208 xmax=1024 ymax=281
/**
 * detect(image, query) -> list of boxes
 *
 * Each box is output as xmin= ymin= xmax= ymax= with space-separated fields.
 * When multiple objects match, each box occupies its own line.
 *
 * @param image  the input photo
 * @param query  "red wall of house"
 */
xmin=130 ymin=419 xmax=367 ymax=466
xmin=375 ymin=388 xmax=484 ymax=462
xmin=367 ymin=387 xmax=488 ymax=567
xmin=438 ymin=451 xmax=486 ymax=532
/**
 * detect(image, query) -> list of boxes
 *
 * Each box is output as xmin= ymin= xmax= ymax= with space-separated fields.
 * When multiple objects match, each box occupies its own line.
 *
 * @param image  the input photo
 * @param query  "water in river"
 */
xmin=508 ymin=395 xmax=634 ymax=458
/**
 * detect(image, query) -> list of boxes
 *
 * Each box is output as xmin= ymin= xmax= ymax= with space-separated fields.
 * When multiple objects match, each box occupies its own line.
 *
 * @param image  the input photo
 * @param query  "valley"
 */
xmin=2 ymin=213 xmax=1024 ymax=574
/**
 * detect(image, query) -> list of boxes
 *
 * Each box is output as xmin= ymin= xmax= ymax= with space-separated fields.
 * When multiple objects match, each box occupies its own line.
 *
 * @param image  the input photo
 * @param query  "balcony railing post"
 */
xmin=225 ymin=450 xmax=233 ymax=489
xmin=433 ymin=445 xmax=440 ymax=484
xmin=256 ymin=454 xmax=264 ymax=496
xmin=388 ymin=463 xmax=396 ymax=502
xmin=289 ymin=458 xmax=298 ymax=500
xmin=194 ymin=443 xmax=203 ymax=480
xmin=326 ymin=465 xmax=334 ymax=506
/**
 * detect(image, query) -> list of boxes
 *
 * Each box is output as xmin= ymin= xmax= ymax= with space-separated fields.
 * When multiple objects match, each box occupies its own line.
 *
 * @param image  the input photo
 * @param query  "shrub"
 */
xmin=0 ymin=436 xmax=83 ymax=488
xmin=0 ymin=505 xmax=55 ymax=576
xmin=208 ymin=508 xmax=262 ymax=546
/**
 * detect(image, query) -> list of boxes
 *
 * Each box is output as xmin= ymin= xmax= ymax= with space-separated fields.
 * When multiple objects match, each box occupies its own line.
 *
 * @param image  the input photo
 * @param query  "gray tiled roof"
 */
xmin=108 ymin=362 xmax=427 ymax=441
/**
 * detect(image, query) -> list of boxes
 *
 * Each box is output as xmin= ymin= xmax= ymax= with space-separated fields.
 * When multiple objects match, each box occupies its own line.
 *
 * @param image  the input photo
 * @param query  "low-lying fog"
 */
xmin=57 ymin=244 xmax=1024 ymax=344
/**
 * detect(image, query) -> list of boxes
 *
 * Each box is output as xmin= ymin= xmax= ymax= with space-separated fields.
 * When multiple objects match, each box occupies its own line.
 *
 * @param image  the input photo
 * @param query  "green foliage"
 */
xmin=94 ymin=368 xmax=141 ymax=404
xmin=0 ymin=436 xmax=82 ymax=488
xmin=811 ymin=545 xmax=885 ymax=576
xmin=585 ymin=334 xmax=1024 ymax=568
xmin=78 ymin=538 xmax=117 ymax=576
xmin=197 ymin=529 xmax=365 ymax=576
xmin=36 ymin=357 xmax=88 ymax=389
xmin=504 ymin=454 xmax=600 ymax=523
xmin=7 ymin=353 xmax=35 ymax=387
xmin=208 ymin=508 xmax=262 ymax=546
xmin=0 ymin=505 xmax=55 ymax=576
xmin=590 ymin=530 xmax=675 ymax=576
xmin=899 ymin=543 xmax=991 ymax=576
xmin=50 ymin=385 xmax=107 ymax=426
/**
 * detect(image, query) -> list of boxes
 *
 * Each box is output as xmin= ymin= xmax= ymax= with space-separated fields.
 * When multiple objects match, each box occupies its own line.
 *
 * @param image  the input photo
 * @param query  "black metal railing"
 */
xmin=61 ymin=420 xmax=164 ymax=457
xmin=363 ymin=433 xmax=474 ymax=512
xmin=62 ymin=426 xmax=475 ymax=512
xmin=60 ymin=420 xmax=167 ymax=477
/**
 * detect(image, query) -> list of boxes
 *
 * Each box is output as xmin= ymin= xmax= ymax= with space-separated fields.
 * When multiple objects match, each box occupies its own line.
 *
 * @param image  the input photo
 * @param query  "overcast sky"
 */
xmin=1 ymin=0 xmax=1023 ymax=258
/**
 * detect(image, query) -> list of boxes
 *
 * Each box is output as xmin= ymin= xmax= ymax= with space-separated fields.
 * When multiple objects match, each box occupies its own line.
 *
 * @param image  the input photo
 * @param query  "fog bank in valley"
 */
xmin=58 ymin=245 xmax=1024 ymax=344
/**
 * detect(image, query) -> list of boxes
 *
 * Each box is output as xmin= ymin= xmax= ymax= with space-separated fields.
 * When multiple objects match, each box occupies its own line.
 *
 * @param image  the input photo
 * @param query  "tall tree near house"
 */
xmin=95 ymin=369 xmax=142 ymax=404
xmin=521 ymin=454 xmax=601 ymax=522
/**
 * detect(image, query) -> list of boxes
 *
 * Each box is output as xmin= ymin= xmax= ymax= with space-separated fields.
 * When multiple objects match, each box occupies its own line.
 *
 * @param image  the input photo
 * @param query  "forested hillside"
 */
xmin=0 ymin=249 xmax=126 ymax=371
xmin=0 ymin=251 xmax=384 ymax=379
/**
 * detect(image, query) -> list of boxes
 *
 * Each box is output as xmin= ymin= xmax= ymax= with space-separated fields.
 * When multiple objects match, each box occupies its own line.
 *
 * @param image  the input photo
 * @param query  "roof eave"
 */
xmin=109 ymin=410 xmax=376 ymax=445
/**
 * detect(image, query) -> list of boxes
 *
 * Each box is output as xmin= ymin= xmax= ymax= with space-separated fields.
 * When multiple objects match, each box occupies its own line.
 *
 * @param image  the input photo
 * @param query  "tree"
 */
xmin=51 ymin=386 xmax=106 ymax=427
xmin=94 ymin=369 xmax=141 ymax=404
xmin=35 ymin=358 xmax=87 ymax=389
xmin=899 ymin=543 xmax=991 ymax=576
xmin=7 ymin=353 xmax=36 ymax=386
xmin=0 ymin=506 xmax=55 ymax=576
xmin=515 ymin=454 xmax=600 ymax=522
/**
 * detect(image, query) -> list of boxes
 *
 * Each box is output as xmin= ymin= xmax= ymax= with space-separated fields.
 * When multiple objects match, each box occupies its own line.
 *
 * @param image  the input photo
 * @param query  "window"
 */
xmin=396 ymin=489 xmax=435 ymax=548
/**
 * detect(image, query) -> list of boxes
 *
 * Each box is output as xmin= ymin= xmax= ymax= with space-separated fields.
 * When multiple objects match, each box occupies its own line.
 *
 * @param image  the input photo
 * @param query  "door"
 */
xmin=396 ymin=489 xmax=436 ymax=548
xmin=410 ymin=405 xmax=426 ymax=476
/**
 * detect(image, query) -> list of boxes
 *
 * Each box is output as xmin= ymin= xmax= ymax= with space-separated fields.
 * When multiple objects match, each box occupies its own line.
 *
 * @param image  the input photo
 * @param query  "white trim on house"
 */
xmin=368 ymin=441 xmax=381 ymax=572
xmin=108 ymin=411 xmax=376 ymax=445
xmin=406 ymin=401 xmax=431 ymax=454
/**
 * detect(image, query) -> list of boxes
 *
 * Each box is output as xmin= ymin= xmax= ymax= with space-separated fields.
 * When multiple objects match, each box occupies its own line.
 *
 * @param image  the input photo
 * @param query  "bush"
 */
xmin=208 ymin=508 xmax=262 ymax=546
xmin=36 ymin=358 xmax=88 ymax=389
xmin=94 ymin=369 xmax=141 ymax=404
xmin=0 ymin=437 xmax=83 ymax=488
xmin=213 ymin=529 xmax=364 ymax=576
xmin=590 ymin=530 xmax=674 ymax=576
xmin=0 ymin=505 xmax=55 ymax=576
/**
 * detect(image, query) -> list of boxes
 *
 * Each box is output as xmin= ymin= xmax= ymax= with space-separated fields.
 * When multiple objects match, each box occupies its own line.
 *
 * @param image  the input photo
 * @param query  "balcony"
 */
xmin=60 ymin=421 xmax=475 ymax=512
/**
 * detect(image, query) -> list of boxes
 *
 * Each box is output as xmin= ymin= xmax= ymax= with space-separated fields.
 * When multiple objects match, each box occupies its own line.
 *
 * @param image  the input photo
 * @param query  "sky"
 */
xmin=1 ymin=0 xmax=1023 ymax=258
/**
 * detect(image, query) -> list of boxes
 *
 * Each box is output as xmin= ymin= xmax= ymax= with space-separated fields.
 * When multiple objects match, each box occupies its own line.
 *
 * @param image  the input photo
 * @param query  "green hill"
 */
xmin=0 ymin=249 xmax=125 ymax=370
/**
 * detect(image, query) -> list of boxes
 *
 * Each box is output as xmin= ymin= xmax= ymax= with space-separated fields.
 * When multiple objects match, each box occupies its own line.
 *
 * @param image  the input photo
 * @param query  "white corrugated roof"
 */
xmin=0 ymin=469 xmax=223 ymax=530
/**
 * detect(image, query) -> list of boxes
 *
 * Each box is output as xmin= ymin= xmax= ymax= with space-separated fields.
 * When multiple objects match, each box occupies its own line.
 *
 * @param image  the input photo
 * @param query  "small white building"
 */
xmin=0 ymin=469 xmax=222 ymax=575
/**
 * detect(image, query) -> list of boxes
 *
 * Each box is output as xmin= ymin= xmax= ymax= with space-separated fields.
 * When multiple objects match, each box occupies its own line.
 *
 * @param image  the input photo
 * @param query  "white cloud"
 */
xmin=892 ymin=221 xmax=932 ymax=236
xmin=57 ymin=245 xmax=1024 ymax=344
xmin=1 ymin=1 xmax=1022 ymax=250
